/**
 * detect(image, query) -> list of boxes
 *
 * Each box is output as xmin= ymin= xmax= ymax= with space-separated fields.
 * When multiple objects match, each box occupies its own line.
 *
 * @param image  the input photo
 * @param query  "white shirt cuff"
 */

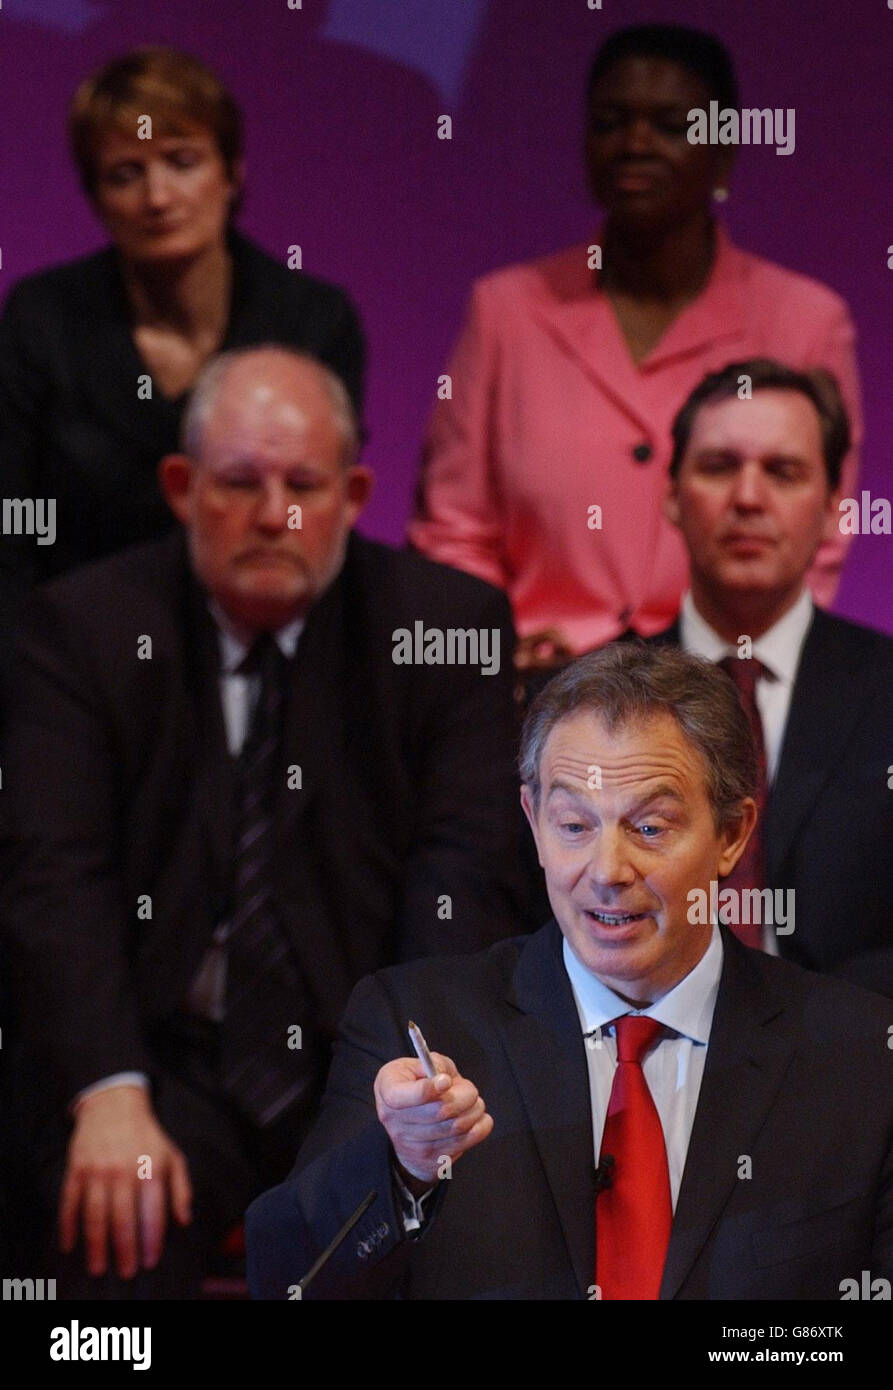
xmin=72 ymin=1072 xmax=150 ymax=1113
xmin=392 ymin=1164 xmax=437 ymax=1233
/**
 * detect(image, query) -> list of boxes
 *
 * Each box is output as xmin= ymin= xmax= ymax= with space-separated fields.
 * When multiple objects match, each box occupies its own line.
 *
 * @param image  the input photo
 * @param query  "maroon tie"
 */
xmin=718 ymin=655 xmax=767 ymax=949
xmin=595 ymin=1016 xmax=672 ymax=1300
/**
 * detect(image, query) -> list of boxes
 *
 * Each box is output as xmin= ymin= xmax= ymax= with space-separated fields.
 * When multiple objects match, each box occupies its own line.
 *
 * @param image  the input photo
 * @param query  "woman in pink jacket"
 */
xmin=409 ymin=25 xmax=860 ymax=672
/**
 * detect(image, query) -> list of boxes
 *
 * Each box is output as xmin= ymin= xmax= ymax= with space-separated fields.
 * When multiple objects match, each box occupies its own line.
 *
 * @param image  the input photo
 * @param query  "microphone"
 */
xmin=594 ymin=1154 xmax=615 ymax=1194
xmin=297 ymin=1189 xmax=377 ymax=1294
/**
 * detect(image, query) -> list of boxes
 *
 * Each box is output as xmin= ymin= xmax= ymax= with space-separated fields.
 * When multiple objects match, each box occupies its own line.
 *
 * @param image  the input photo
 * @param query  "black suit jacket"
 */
xmin=0 ymin=531 xmax=525 ymax=1115
xmin=0 ymin=230 xmax=364 ymax=638
xmin=649 ymin=611 xmax=893 ymax=994
xmin=245 ymin=922 xmax=893 ymax=1300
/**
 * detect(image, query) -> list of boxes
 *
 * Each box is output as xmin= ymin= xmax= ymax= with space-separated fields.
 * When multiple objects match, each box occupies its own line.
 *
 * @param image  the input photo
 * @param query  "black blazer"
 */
xmin=650 ymin=611 xmax=893 ymax=994
xmin=0 ymin=230 xmax=364 ymax=631
xmin=245 ymin=922 xmax=893 ymax=1300
xmin=0 ymin=531 xmax=526 ymax=1112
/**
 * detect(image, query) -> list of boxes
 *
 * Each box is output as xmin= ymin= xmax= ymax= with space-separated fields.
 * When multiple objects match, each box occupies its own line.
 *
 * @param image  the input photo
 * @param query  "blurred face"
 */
xmin=522 ymin=710 xmax=751 ymax=1003
xmin=665 ymin=390 xmax=839 ymax=612
xmin=91 ymin=124 xmax=238 ymax=264
xmin=585 ymin=56 xmax=730 ymax=232
xmin=161 ymin=358 xmax=372 ymax=631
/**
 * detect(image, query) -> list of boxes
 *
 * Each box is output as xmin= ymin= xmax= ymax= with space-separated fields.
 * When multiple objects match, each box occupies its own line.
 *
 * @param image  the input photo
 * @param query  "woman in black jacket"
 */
xmin=0 ymin=47 xmax=364 ymax=632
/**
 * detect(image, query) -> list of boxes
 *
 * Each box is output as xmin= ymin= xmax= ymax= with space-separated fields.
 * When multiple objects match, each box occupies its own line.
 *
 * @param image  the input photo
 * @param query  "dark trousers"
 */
xmin=32 ymin=1015 xmax=315 ymax=1300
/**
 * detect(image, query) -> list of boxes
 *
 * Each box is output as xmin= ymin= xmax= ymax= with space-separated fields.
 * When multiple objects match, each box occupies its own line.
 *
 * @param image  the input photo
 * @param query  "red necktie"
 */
xmin=595 ymin=1016 xmax=671 ymax=1300
xmin=718 ymin=655 xmax=768 ymax=950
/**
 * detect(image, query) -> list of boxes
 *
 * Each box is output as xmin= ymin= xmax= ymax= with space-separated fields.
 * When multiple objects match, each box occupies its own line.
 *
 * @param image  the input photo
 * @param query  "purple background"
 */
xmin=2 ymin=0 xmax=889 ymax=630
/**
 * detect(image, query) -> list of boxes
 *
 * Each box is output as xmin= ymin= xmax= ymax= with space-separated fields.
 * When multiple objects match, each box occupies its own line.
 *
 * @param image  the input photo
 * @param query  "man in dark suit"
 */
xmin=245 ymin=644 xmax=893 ymax=1301
xmin=0 ymin=346 xmax=525 ymax=1298
xmin=652 ymin=358 xmax=893 ymax=993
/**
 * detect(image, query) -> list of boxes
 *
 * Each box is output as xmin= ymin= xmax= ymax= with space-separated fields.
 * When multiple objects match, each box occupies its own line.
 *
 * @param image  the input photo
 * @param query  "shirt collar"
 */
xmin=680 ymin=588 xmax=813 ymax=686
xmin=209 ymin=600 xmax=304 ymax=674
xmin=562 ymin=922 xmax=723 ymax=1046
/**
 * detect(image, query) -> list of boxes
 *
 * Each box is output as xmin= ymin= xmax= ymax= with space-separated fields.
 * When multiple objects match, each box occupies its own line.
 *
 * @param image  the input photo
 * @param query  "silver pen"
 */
xmin=407 ymin=1019 xmax=438 ymax=1078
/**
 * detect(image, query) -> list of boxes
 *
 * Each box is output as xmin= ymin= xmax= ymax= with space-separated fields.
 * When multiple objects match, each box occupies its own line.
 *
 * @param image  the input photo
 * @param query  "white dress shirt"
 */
xmin=73 ymin=609 xmax=303 ymax=1109
xmin=563 ymin=925 xmax=723 ymax=1211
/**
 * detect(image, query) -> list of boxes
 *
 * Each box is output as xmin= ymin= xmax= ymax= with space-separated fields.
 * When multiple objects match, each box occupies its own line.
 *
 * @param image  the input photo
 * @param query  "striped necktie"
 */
xmin=220 ymin=633 xmax=311 ymax=1126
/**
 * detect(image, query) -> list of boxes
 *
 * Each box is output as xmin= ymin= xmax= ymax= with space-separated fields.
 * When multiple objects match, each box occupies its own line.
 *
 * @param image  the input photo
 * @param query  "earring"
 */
xmin=712 ymin=187 xmax=729 ymax=203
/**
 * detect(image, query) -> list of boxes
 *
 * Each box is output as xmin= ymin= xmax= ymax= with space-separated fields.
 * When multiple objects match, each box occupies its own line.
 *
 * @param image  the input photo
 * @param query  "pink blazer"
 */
xmin=409 ymin=224 xmax=861 ymax=653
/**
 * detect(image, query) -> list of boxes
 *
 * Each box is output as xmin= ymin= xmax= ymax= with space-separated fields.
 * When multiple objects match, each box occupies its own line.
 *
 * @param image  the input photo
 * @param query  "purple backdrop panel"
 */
xmin=1 ymin=0 xmax=889 ymax=630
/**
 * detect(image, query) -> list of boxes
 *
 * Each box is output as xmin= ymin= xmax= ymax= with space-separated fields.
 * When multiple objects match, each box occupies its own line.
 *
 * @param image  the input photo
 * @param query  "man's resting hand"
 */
xmin=59 ymin=1084 xmax=193 ymax=1280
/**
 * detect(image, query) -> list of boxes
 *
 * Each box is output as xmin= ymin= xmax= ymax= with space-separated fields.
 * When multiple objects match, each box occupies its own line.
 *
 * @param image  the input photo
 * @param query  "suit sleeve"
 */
xmin=803 ymin=297 xmax=862 ymax=607
xmin=872 ymin=1124 xmax=893 ymax=1283
xmin=0 ymin=593 xmax=153 ymax=1103
xmin=397 ymin=585 xmax=527 ymax=959
xmin=408 ymin=280 xmax=511 ymax=590
xmin=0 ymin=283 xmax=46 ymax=653
xmin=246 ymin=970 xmax=445 ymax=1300
xmin=830 ymin=946 xmax=893 ymax=1002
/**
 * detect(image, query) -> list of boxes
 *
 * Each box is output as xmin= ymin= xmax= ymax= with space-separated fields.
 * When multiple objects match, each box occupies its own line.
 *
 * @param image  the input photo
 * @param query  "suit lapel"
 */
xmin=765 ymin=611 xmax=873 ymax=879
xmin=498 ymin=924 xmax=597 ymax=1299
xmin=527 ymin=224 xmax=745 ymax=433
xmin=527 ymin=245 xmax=653 ymax=436
xmin=660 ymin=933 xmax=795 ymax=1299
xmin=275 ymin=559 xmax=350 ymax=847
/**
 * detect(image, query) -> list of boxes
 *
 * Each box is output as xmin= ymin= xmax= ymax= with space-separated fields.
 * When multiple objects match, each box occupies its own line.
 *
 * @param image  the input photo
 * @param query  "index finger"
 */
xmin=428 ymin=1052 xmax=459 ymax=1080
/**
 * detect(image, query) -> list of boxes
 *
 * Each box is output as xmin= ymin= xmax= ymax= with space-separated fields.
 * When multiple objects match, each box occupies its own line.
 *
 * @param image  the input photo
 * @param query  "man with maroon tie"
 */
xmin=246 ymin=643 xmax=893 ymax=1300
xmin=653 ymin=358 xmax=893 ymax=989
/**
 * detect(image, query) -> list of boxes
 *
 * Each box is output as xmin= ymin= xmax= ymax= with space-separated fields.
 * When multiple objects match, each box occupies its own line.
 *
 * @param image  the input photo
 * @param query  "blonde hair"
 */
xmin=69 ymin=47 xmax=242 ymax=198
